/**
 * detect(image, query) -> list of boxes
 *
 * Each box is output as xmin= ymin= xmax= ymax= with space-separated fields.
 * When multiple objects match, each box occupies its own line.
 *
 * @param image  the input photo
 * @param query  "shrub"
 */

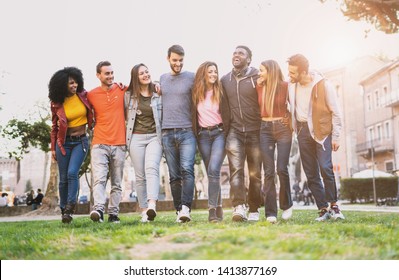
xmin=340 ymin=177 xmax=398 ymax=203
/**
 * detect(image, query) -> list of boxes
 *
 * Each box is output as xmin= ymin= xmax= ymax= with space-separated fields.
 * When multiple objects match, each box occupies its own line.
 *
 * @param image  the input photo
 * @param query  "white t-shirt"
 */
xmin=295 ymin=83 xmax=313 ymax=122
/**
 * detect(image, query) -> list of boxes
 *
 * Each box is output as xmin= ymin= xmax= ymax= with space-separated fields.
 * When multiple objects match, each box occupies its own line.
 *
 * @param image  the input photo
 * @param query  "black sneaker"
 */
xmin=108 ymin=214 xmax=120 ymax=223
xmin=90 ymin=210 xmax=104 ymax=223
xmin=208 ymin=208 xmax=219 ymax=223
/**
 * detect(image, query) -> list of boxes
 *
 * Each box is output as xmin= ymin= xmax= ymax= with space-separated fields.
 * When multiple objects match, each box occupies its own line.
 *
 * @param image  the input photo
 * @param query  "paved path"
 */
xmin=0 ymin=203 xmax=397 ymax=222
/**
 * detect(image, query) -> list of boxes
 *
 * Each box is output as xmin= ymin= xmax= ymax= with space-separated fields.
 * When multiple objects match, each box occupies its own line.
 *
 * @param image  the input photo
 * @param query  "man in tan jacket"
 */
xmin=287 ymin=54 xmax=344 ymax=222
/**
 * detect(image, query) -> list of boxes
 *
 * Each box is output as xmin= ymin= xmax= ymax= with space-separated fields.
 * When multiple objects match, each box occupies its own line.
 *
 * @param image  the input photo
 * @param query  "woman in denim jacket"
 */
xmin=125 ymin=63 xmax=162 ymax=222
xmin=49 ymin=67 xmax=93 ymax=223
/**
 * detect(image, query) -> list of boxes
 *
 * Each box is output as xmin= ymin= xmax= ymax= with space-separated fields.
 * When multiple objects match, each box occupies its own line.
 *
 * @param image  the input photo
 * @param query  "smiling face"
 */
xmin=67 ymin=77 xmax=78 ymax=96
xmin=138 ymin=65 xmax=151 ymax=86
xmin=168 ymin=52 xmax=184 ymax=75
xmin=97 ymin=65 xmax=114 ymax=88
xmin=258 ymin=64 xmax=267 ymax=83
xmin=232 ymin=47 xmax=250 ymax=70
xmin=205 ymin=65 xmax=218 ymax=89
xmin=288 ymin=65 xmax=303 ymax=84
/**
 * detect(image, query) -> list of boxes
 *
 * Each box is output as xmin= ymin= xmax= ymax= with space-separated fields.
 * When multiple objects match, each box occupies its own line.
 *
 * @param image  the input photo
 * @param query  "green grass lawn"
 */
xmin=1 ymin=209 xmax=398 ymax=260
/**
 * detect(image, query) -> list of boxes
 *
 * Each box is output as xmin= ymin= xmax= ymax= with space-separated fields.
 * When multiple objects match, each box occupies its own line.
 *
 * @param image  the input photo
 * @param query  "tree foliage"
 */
xmin=1 ymin=118 xmax=51 ymax=160
xmin=321 ymin=0 xmax=399 ymax=34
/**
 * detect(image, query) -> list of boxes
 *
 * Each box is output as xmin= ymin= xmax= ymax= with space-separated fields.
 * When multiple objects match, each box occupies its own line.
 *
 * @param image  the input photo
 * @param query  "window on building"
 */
xmin=377 ymin=125 xmax=382 ymax=140
xmin=335 ymin=85 xmax=340 ymax=99
xmin=385 ymin=122 xmax=391 ymax=139
xmin=368 ymin=127 xmax=374 ymax=141
xmin=385 ymin=161 xmax=394 ymax=173
xmin=375 ymin=90 xmax=380 ymax=107
xmin=382 ymin=86 xmax=388 ymax=105
xmin=367 ymin=94 xmax=372 ymax=110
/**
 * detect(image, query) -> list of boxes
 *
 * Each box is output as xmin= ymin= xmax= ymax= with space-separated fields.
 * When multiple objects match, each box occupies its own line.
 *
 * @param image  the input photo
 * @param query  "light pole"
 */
xmin=370 ymin=138 xmax=377 ymax=206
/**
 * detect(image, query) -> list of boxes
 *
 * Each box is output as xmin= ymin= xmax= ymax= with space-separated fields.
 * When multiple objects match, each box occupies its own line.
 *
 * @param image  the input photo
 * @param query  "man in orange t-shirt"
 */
xmin=87 ymin=61 xmax=126 ymax=223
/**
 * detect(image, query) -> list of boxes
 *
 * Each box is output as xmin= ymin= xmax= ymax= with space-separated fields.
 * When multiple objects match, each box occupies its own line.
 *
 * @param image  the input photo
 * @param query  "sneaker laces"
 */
xmin=330 ymin=205 xmax=340 ymax=214
xmin=318 ymin=208 xmax=328 ymax=217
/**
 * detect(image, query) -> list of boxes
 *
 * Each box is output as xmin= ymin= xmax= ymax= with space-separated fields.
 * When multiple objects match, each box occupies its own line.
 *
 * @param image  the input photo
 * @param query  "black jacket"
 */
xmin=221 ymin=67 xmax=261 ymax=134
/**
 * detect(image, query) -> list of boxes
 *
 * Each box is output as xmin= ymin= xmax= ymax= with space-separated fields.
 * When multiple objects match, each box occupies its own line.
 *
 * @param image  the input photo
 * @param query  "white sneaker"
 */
xmin=281 ymin=207 xmax=293 ymax=220
xmin=248 ymin=211 xmax=260 ymax=221
xmin=178 ymin=205 xmax=191 ymax=223
xmin=232 ymin=204 xmax=247 ymax=222
xmin=266 ymin=216 xmax=277 ymax=224
xmin=141 ymin=211 xmax=148 ymax=223
xmin=329 ymin=205 xmax=345 ymax=220
xmin=146 ymin=203 xmax=157 ymax=221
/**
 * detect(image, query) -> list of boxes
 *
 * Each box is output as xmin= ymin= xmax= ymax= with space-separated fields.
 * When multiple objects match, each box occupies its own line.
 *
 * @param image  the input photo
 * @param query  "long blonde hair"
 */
xmin=192 ymin=61 xmax=223 ymax=105
xmin=260 ymin=60 xmax=284 ymax=117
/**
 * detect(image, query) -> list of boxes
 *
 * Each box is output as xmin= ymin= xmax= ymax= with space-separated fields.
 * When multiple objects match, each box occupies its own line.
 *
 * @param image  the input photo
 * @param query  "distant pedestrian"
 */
xmin=26 ymin=190 xmax=34 ymax=206
xmin=32 ymin=189 xmax=44 ymax=210
xmin=0 ymin=193 xmax=8 ymax=207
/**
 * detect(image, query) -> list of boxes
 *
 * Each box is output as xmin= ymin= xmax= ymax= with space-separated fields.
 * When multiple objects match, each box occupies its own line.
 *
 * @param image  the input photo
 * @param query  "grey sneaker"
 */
xmin=329 ymin=205 xmax=345 ymax=220
xmin=315 ymin=208 xmax=330 ymax=222
xmin=232 ymin=204 xmax=247 ymax=222
xmin=90 ymin=210 xmax=104 ymax=223
xmin=248 ymin=211 xmax=260 ymax=222
xmin=208 ymin=208 xmax=219 ymax=223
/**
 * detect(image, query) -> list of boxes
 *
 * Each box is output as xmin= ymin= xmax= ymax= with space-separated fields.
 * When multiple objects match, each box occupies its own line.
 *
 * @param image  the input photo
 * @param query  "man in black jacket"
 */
xmin=221 ymin=45 xmax=262 ymax=222
xmin=32 ymin=189 xmax=44 ymax=210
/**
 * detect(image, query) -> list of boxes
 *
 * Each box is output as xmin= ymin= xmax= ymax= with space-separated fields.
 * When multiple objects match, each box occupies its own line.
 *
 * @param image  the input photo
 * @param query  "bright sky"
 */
xmin=1 ymin=0 xmax=399 ymax=155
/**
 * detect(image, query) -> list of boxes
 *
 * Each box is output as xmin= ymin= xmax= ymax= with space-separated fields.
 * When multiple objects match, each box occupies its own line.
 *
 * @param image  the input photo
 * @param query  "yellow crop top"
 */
xmin=63 ymin=94 xmax=88 ymax=127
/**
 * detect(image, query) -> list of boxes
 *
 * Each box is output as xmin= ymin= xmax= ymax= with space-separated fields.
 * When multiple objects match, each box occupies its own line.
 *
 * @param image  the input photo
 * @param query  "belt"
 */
xmin=65 ymin=134 xmax=86 ymax=141
xmin=262 ymin=119 xmax=282 ymax=124
xmin=162 ymin=127 xmax=191 ymax=131
xmin=200 ymin=123 xmax=223 ymax=131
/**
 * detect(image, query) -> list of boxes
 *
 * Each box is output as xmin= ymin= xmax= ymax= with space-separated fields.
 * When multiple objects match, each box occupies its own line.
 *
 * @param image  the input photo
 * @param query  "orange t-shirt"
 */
xmin=88 ymin=85 xmax=126 ymax=145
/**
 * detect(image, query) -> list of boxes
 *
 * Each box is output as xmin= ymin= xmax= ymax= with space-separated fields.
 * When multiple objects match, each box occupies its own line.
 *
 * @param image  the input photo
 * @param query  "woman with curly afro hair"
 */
xmin=49 ymin=67 xmax=93 ymax=224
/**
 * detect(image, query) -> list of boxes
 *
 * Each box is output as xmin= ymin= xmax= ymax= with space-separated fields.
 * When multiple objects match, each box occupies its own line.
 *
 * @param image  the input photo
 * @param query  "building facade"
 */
xmin=322 ymin=56 xmax=386 ymax=178
xmin=359 ymin=59 xmax=399 ymax=173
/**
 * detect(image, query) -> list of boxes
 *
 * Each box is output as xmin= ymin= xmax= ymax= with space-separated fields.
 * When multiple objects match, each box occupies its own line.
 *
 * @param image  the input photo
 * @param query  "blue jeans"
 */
xmin=197 ymin=127 xmax=226 ymax=209
xmin=296 ymin=122 xmax=337 ymax=209
xmin=91 ymin=144 xmax=126 ymax=215
xmin=128 ymin=133 xmax=163 ymax=209
xmin=260 ymin=121 xmax=293 ymax=217
xmin=225 ymin=128 xmax=262 ymax=212
xmin=162 ymin=128 xmax=196 ymax=211
xmin=56 ymin=137 xmax=88 ymax=209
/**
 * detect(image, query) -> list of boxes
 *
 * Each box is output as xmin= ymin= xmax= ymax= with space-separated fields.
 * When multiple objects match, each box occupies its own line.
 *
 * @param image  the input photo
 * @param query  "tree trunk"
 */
xmin=162 ymin=159 xmax=172 ymax=200
xmin=25 ymin=155 xmax=59 ymax=216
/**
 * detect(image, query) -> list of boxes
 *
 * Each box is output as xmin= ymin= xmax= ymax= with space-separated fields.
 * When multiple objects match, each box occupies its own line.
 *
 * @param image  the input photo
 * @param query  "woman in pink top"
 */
xmin=192 ymin=61 xmax=225 ymax=222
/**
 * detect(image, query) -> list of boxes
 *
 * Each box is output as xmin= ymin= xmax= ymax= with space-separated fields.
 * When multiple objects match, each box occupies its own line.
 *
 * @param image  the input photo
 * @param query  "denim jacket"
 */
xmin=50 ymin=90 xmax=93 ymax=155
xmin=124 ymin=91 xmax=162 ymax=148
